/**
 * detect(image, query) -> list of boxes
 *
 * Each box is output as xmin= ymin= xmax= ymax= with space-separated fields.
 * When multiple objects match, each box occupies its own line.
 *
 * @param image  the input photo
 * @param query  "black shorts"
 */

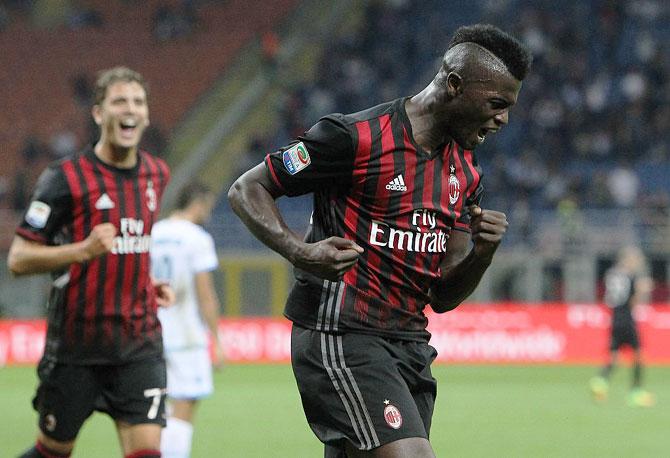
xmin=610 ymin=323 xmax=640 ymax=351
xmin=291 ymin=324 xmax=437 ymax=453
xmin=32 ymin=355 xmax=167 ymax=441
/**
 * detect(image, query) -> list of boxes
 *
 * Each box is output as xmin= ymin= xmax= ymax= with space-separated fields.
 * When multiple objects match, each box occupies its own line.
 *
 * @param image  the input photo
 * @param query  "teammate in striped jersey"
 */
xmin=151 ymin=182 xmax=224 ymax=458
xmin=230 ymin=24 xmax=532 ymax=457
xmin=8 ymin=67 xmax=172 ymax=458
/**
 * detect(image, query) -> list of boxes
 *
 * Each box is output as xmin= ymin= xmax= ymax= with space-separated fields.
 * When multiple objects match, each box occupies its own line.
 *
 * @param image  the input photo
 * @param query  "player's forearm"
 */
xmin=430 ymin=249 xmax=492 ymax=312
xmin=200 ymin=301 xmax=221 ymax=341
xmin=7 ymin=237 xmax=90 ymax=276
xmin=228 ymin=177 xmax=304 ymax=265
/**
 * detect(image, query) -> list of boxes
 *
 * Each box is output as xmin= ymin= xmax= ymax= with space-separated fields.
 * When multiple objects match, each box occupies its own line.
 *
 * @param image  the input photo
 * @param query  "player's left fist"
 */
xmin=468 ymin=205 xmax=508 ymax=263
xmin=153 ymin=280 xmax=175 ymax=307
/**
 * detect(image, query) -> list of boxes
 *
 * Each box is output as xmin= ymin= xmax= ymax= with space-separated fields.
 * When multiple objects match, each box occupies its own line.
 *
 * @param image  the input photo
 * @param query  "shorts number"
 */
xmin=143 ymin=388 xmax=166 ymax=419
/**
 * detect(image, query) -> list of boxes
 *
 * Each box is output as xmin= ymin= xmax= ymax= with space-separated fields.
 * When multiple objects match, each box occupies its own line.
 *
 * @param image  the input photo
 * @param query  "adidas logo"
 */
xmin=385 ymin=174 xmax=407 ymax=192
xmin=95 ymin=193 xmax=115 ymax=210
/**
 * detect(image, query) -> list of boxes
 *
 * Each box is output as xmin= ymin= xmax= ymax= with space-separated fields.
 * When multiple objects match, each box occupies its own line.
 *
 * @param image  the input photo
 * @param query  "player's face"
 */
xmin=447 ymin=72 xmax=521 ymax=150
xmin=93 ymin=81 xmax=149 ymax=150
xmin=195 ymin=194 xmax=216 ymax=225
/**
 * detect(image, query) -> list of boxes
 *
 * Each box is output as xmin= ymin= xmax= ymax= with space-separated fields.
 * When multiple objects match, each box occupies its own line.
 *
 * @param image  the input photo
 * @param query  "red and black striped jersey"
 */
xmin=16 ymin=149 xmax=170 ymax=364
xmin=266 ymin=97 xmax=483 ymax=341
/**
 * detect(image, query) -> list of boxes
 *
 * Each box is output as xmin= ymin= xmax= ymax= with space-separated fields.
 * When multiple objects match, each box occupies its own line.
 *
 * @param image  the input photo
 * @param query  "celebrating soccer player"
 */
xmin=8 ymin=67 xmax=172 ymax=458
xmin=229 ymin=24 xmax=531 ymax=457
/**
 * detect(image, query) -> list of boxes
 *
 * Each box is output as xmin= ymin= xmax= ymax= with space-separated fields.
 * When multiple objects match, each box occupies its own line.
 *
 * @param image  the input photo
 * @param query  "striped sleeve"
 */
xmin=16 ymin=163 xmax=73 ymax=244
xmin=264 ymin=114 xmax=355 ymax=196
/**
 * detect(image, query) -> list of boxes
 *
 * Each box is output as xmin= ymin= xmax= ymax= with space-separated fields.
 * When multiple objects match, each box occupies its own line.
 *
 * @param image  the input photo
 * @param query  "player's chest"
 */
xmin=69 ymin=173 xmax=161 ymax=234
xmin=348 ymin=150 xmax=474 ymax=226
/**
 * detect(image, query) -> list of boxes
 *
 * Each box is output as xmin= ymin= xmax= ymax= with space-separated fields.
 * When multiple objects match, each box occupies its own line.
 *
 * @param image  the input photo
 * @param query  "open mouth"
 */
xmin=119 ymin=119 xmax=138 ymax=137
xmin=477 ymin=127 xmax=498 ymax=143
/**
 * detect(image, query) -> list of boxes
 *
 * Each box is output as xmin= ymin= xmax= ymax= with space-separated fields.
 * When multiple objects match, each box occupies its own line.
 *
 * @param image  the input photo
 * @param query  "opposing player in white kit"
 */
xmin=151 ymin=182 xmax=224 ymax=458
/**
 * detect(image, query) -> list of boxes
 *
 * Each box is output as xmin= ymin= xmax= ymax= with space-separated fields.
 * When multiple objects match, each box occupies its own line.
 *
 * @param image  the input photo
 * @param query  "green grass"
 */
xmin=1 ymin=364 xmax=668 ymax=457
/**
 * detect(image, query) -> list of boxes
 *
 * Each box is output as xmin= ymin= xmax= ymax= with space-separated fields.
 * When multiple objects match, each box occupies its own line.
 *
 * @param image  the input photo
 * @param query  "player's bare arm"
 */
xmin=7 ymin=222 xmax=116 ymax=275
xmin=429 ymin=205 xmax=508 ymax=312
xmin=195 ymin=270 xmax=225 ymax=368
xmin=228 ymin=163 xmax=363 ymax=281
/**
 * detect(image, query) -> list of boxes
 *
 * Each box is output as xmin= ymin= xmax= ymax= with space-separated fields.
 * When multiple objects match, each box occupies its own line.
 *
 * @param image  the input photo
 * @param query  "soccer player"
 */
xmin=150 ymin=182 xmax=224 ymax=458
xmin=590 ymin=246 xmax=655 ymax=407
xmin=228 ymin=24 xmax=531 ymax=457
xmin=8 ymin=67 xmax=173 ymax=458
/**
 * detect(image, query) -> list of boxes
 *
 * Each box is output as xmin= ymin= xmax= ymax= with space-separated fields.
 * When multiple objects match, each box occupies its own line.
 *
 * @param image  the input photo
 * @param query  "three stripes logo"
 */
xmin=385 ymin=174 xmax=407 ymax=192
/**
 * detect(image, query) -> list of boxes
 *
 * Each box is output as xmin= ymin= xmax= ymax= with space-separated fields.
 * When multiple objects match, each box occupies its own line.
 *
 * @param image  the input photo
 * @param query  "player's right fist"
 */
xmin=294 ymin=237 xmax=364 ymax=280
xmin=83 ymin=223 xmax=117 ymax=260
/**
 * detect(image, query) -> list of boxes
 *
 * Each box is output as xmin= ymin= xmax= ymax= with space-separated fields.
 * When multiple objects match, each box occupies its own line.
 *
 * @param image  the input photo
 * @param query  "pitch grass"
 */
xmin=1 ymin=364 xmax=668 ymax=457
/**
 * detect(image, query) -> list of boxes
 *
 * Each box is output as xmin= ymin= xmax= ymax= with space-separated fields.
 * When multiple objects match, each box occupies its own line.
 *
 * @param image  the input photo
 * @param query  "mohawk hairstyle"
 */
xmin=448 ymin=24 xmax=532 ymax=80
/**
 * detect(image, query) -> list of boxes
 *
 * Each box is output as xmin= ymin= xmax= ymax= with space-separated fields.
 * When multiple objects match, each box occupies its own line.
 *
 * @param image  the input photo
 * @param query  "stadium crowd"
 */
xmin=2 ymin=0 xmax=669 ymax=248
xmin=246 ymin=0 xmax=670 ymax=217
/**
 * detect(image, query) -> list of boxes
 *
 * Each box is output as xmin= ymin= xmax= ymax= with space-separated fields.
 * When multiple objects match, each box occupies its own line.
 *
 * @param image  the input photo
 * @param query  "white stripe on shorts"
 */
xmin=320 ymin=332 xmax=380 ymax=450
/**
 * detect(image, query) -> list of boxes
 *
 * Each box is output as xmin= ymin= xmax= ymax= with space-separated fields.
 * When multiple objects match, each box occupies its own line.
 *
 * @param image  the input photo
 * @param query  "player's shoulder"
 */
xmin=34 ymin=151 xmax=89 ymax=190
xmin=44 ymin=149 xmax=87 ymax=173
xmin=343 ymin=98 xmax=402 ymax=123
xmin=154 ymin=218 xmax=211 ymax=240
xmin=319 ymin=98 xmax=401 ymax=129
xmin=139 ymin=149 xmax=170 ymax=174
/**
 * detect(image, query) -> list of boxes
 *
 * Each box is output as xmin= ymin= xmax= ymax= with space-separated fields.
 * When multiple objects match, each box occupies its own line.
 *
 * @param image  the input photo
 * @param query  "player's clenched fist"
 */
xmin=468 ymin=205 xmax=508 ymax=263
xmin=294 ymin=236 xmax=364 ymax=281
xmin=83 ymin=223 xmax=117 ymax=260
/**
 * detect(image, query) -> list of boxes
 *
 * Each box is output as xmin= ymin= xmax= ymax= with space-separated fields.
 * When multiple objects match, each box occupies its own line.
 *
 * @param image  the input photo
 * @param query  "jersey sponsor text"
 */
xmin=369 ymin=209 xmax=448 ymax=253
xmin=112 ymin=217 xmax=151 ymax=254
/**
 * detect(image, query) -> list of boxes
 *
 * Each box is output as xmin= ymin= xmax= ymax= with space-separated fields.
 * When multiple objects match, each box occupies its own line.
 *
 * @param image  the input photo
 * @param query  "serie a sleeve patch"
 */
xmin=25 ymin=200 xmax=52 ymax=229
xmin=282 ymin=142 xmax=311 ymax=175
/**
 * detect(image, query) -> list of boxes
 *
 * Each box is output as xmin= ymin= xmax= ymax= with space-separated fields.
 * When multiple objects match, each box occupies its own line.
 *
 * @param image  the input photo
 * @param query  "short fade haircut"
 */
xmin=448 ymin=24 xmax=532 ymax=81
xmin=94 ymin=66 xmax=148 ymax=105
xmin=176 ymin=181 xmax=213 ymax=210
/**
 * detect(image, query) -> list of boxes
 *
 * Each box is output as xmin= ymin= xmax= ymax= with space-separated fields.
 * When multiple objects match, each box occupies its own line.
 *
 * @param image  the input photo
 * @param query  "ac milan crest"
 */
xmin=146 ymin=180 xmax=157 ymax=212
xmin=383 ymin=400 xmax=403 ymax=429
xmin=448 ymin=165 xmax=460 ymax=205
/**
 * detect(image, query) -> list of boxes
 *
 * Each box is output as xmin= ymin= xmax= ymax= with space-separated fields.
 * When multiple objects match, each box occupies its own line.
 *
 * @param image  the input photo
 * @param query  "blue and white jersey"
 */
xmin=151 ymin=218 xmax=219 ymax=351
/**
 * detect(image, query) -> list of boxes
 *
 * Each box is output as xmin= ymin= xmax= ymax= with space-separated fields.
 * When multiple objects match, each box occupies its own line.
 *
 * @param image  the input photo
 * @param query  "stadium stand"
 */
xmin=0 ymin=0 xmax=668 ymax=311
xmin=0 ymin=0 xmax=298 ymax=210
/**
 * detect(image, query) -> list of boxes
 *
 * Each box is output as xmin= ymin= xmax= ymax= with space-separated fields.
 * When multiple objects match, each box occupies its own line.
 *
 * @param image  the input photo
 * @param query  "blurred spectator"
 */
xmin=49 ymin=128 xmax=78 ymax=158
xmin=607 ymin=161 xmax=640 ymax=207
xmin=20 ymin=135 xmax=47 ymax=163
xmin=261 ymin=30 xmax=280 ymax=71
xmin=71 ymin=72 xmax=93 ymax=107
xmin=67 ymin=2 xmax=103 ymax=29
xmin=152 ymin=1 xmax=198 ymax=42
xmin=153 ymin=4 xmax=178 ymax=41
xmin=587 ymin=171 xmax=614 ymax=208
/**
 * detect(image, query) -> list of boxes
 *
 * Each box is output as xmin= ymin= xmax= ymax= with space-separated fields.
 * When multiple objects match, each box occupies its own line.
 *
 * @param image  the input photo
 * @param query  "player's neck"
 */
xmin=406 ymin=87 xmax=452 ymax=153
xmin=94 ymin=141 xmax=138 ymax=169
xmin=170 ymin=210 xmax=199 ymax=224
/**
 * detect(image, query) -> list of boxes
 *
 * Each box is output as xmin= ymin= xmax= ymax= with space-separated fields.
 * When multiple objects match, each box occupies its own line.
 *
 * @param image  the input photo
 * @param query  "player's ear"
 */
xmin=446 ymin=72 xmax=463 ymax=98
xmin=92 ymin=104 xmax=102 ymax=126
